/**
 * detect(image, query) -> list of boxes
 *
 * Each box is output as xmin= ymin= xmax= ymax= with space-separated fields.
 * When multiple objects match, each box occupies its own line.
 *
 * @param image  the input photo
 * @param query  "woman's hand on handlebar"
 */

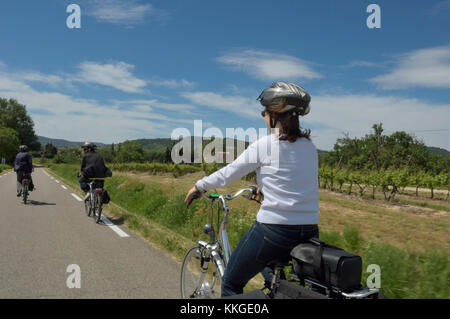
xmin=255 ymin=188 xmax=264 ymax=202
xmin=185 ymin=186 xmax=203 ymax=207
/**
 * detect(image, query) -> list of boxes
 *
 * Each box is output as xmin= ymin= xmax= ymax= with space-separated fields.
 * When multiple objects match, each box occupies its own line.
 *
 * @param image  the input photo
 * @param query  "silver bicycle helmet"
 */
xmin=257 ymin=82 xmax=311 ymax=116
xmin=19 ymin=145 xmax=28 ymax=152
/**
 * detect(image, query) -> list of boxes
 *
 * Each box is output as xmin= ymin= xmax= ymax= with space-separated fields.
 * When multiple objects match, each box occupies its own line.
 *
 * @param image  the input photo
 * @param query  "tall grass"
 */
xmin=46 ymin=164 xmax=449 ymax=299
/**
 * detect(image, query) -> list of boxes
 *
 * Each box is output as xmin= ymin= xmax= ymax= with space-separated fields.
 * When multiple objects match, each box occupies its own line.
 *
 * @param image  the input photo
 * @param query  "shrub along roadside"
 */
xmin=45 ymin=163 xmax=449 ymax=299
xmin=0 ymin=164 xmax=12 ymax=173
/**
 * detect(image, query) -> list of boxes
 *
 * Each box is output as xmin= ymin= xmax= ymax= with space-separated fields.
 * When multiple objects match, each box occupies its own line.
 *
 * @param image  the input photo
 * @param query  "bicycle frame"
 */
xmin=86 ymin=178 xmax=106 ymax=223
xmin=196 ymin=188 xmax=257 ymax=278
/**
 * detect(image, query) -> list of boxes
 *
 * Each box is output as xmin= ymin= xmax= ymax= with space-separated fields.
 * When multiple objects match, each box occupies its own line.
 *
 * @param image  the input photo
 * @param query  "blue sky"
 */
xmin=0 ymin=0 xmax=449 ymax=150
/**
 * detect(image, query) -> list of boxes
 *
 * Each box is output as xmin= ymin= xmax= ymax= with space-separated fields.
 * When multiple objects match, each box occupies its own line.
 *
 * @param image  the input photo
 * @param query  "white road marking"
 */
xmin=71 ymin=193 xmax=83 ymax=202
xmin=61 ymin=185 xmax=68 ymax=190
xmin=55 ymin=180 xmax=60 ymax=183
xmin=100 ymin=216 xmax=130 ymax=238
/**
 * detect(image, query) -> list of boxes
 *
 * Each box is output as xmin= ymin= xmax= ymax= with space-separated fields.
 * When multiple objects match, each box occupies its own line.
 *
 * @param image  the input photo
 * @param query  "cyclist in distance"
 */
xmin=78 ymin=142 xmax=109 ymax=200
xmin=14 ymin=145 xmax=35 ymax=196
xmin=185 ymin=82 xmax=320 ymax=297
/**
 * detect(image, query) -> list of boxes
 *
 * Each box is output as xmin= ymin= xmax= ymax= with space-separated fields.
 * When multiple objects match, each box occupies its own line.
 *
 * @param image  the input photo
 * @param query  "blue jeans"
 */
xmin=221 ymin=221 xmax=319 ymax=297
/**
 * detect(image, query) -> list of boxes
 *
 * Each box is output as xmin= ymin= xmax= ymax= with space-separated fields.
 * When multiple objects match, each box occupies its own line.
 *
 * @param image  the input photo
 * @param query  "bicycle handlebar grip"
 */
xmin=249 ymin=186 xmax=258 ymax=196
xmin=187 ymin=191 xmax=201 ymax=207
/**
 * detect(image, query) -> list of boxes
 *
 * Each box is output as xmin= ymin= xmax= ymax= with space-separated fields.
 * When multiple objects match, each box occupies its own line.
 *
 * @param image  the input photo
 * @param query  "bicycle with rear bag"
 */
xmin=181 ymin=187 xmax=385 ymax=299
xmin=84 ymin=177 xmax=110 ymax=224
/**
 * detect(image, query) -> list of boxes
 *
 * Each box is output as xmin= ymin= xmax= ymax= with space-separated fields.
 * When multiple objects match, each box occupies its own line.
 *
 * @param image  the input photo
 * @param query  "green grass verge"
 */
xmin=45 ymin=164 xmax=449 ymax=299
xmin=0 ymin=164 xmax=12 ymax=173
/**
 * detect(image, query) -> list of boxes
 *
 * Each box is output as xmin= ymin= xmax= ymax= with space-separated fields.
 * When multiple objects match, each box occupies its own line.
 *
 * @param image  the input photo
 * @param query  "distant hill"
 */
xmin=38 ymin=136 xmax=106 ymax=148
xmin=40 ymin=136 xmax=447 ymax=158
xmin=427 ymin=146 xmax=450 ymax=157
xmin=133 ymin=138 xmax=174 ymax=152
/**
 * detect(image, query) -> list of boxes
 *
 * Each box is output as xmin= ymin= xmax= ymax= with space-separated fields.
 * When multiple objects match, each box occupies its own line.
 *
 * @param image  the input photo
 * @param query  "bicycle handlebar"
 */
xmin=188 ymin=186 xmax=260 ymax=207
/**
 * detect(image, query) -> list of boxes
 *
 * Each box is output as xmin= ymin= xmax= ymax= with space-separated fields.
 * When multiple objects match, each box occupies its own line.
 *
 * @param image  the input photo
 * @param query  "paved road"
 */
xmin=0 ymin=167 xmax=181 ymax=298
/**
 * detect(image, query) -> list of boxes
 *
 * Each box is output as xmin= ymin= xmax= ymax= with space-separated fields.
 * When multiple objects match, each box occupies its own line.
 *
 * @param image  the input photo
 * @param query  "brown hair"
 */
xmin=266 ymin=99 xmax=311 ymax=143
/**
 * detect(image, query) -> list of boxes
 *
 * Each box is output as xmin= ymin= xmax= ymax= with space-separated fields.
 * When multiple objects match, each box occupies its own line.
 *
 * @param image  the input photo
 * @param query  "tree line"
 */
xmin=320 ymin=123 xmax=449 ymax=175
xmin=0 ymin=98 xmax=41 ymax=164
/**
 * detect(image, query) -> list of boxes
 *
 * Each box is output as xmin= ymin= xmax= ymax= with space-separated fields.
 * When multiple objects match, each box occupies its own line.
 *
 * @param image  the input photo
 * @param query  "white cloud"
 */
xmin=216 ymin=50 xmax=322 ymax=81
xmin=112 ymin=99 xmax=197 ymax=114
xmin=86 ymin=0 xmax=154 ymax=25
xmin=305 ymin=94 xmax=450 ymax=150
xmin=181 ymin=91 xmax=261 ymax=118
xmin=341 ymin=61 xmax=378 ymax=68
xmin=147 ymin=78 xmax=196 ymax=89
xmin=14 ymin=72 xmax=63 ymax=86
xmin=76 ymin=61 xmax=147 ymax=93
xmin=0 ymin=73 xmax=198 ymax=143
xmin=370 ymin=46 xmax=450 ymax=89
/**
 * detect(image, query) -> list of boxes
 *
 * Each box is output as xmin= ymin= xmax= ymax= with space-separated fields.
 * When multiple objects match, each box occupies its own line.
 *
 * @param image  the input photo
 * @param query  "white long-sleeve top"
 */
xmin=195 ymin=134 xmax=320 ymax=225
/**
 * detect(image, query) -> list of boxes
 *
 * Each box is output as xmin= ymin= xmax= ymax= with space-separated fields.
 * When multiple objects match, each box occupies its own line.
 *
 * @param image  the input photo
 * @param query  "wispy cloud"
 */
xmin=306 ymin=94 xmax=450 ymax=150
xmin=429 ymin=0 xmax=450 ymax=17
xmin=181 ymin=91 xmax=261 ymax=118
xmin=0 ymin=71 xmax=199 ymax=142
xmin=14 ymin=72 xmax=64 ymax=86
xmin=75 ymin=61 xmax=147 ymax=93
xmin=341 ymin=60 xmax=378 ymax=68
xmin=112 ymin=99 xmax=198 ymax=114
xmin=84 ymin=0 xmax=167 ymax=26
xmin=370 ymin=46 xmax=450 ymax=89
xmin=216 ymin=50 xmax=322 ymax=81
xmin=147 ymin=78 xmax=196 ymax=89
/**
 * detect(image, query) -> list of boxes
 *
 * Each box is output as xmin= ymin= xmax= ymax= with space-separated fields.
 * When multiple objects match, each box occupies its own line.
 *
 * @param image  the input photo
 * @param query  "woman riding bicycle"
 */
xmin=185 ymin=82 xmax=320 ymax=297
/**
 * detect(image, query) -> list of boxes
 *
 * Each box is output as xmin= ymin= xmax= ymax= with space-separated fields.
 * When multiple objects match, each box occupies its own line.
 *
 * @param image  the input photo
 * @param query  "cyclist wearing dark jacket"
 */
xmin=14 ymin=145 xmax=34 ymax=196
xmin=78 ymin=142 xmax=108 ymax=198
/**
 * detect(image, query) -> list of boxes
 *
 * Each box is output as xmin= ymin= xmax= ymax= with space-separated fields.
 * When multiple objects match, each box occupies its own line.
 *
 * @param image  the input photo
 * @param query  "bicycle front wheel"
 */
xmin=180 ymin=245 xmax=222 ymax=299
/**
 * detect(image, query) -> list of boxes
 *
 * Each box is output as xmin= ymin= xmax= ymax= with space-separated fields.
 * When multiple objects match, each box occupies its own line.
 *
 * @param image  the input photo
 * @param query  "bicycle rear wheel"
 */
xmin=94 ymin=193 xmax=103 ymax=224
xmin=85 ymin=196 xmax=92 ymax=216
xmin=22 ymin=184 xmax=28 ymax=204
xmin=180 ymin=245 xmax=222 ymax=299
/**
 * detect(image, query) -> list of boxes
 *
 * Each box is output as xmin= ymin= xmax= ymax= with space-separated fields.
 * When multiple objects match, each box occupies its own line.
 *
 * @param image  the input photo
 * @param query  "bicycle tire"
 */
xmin=180 ymin=245 xmax=222 ymax=299
xmin=92 ymin=194 xmax=98 ymax=221
xmin=85 ymin=196 xmax=92 ymax=216
xmin=22 ymin=184 xmax=28 ymax=204
xmin=95 ymin=193 xmax=103 ymax=224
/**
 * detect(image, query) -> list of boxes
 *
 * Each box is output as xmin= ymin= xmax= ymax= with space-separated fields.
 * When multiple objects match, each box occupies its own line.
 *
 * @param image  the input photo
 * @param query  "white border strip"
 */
xmin=100 ymin=216 xmax=130 ymax=238
xmin=71 ymin=193 xmax=83 ymax=201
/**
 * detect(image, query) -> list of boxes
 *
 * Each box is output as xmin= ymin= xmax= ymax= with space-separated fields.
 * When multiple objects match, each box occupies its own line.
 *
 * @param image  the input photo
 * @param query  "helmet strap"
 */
xmin=269 ymin=113 xmax=281 ymax=131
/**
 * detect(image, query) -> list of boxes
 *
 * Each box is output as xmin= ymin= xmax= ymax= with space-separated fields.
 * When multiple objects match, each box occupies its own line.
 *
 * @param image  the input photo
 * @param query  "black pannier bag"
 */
xmin=102 ymin=190 xmax=111 ymax=204
xmin=290 ymin=238 xmax=362 ymax=292
xmin=104 ymin=167 xmax=113 ymax=177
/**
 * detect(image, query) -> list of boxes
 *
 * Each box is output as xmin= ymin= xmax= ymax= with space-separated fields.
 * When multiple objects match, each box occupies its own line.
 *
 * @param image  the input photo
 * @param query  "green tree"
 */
xmin=0 ymin=98 xmax=41 ymax=150
xmin=115 ymin=140 xmax=145 ymax=163
xmin=0 ymin=127 xmax=20 ymax=164
xmin=44 ymin=143 xmax=58 ymax=159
